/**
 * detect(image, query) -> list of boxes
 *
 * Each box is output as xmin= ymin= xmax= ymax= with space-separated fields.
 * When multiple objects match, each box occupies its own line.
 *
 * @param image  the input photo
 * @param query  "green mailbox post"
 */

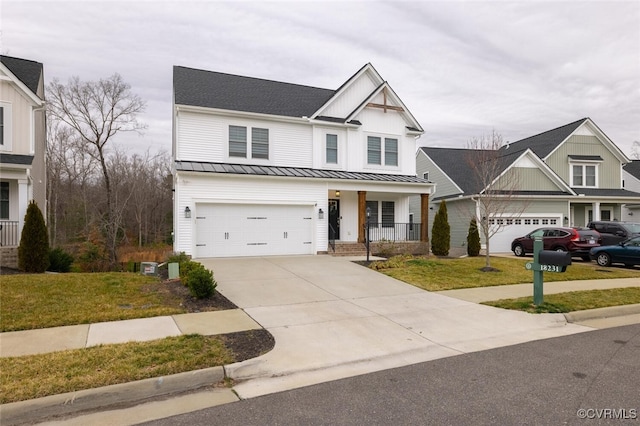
xmin=525 ymin=230 xmax=572 ymax=305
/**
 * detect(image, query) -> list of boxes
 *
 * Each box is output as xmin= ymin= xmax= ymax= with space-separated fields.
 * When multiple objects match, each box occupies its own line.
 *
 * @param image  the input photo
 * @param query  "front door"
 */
xmin=328 ymin=199 xmax=340 ymax=240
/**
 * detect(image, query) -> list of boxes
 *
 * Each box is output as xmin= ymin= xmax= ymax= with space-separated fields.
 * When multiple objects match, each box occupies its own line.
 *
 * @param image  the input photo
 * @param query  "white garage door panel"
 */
xmin=489 ymin=215 xmax=561 ymax=253
xmin=195 ymin=204 xmax=314 ymax=257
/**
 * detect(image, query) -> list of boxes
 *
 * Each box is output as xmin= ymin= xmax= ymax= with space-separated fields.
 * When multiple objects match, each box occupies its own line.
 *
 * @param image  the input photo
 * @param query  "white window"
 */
xmin=367 ymin=135 xmax=399 ymax=167
xmin=571 ymin=164 xmax=597 ymax=187
xmin=382 ymin=201 xmax=395 ymax=227
xmin=326 ymin=134 xmax=338 ymax=164
xmin=229 ymin=125 xmax=269 ymax=159
xmin=0 ymin=103 xmax=12 ymax=150
xmin=251 ymin=128 xmax=269 ymax=159
xmin=229 ymin=125 xmax=247 ymax=158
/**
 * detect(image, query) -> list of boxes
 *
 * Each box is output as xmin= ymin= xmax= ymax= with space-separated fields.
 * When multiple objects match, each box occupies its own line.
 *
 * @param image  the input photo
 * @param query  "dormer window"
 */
xmin=568 ymin=155 xmax=601 ymax=188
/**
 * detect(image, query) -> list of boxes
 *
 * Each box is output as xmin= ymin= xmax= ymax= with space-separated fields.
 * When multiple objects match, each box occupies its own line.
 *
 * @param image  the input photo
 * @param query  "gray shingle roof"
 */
xmin=173 ymin=66 xmax=336 ymax=118
xmin=571 ymin=188 xmax=640 ymax=197
xmin=624 ymin=160 xmax=640 ymax=179
xmin=175 ymin=161 xmax=431 ymax=184
xmin=0 ymin=154 xmax=34 ymax=165
xmin=0 ymin=55 xmax=43 ymax=96
xmin=501 ymin=118 xmax=588 ymax=158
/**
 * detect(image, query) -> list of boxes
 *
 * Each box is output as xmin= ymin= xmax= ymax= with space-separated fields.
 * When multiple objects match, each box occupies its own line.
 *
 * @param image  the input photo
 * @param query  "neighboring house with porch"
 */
xmin=0 ymin=55 xmax=46 ymax=267
xmin=414 ymin=118 xmax=640 ymax=253
xmin=172 ymin=63 xmax=434 ymax=258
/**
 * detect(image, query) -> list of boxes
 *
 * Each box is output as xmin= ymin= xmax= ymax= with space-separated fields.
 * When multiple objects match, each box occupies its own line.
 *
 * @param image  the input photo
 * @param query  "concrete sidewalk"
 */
xmin=0 ymin=309 xmax=261 ymax=358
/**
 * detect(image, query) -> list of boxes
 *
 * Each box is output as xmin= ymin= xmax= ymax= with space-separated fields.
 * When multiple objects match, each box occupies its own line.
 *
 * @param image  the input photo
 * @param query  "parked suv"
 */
xmin=586 ymin=221 xmax=640 ymax=246
xmin=511 ymin=227 xmax=601 ymax=261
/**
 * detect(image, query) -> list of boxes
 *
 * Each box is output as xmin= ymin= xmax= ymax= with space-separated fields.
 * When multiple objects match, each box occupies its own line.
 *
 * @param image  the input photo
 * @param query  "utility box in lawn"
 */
xmin=141 ymin=262 xmax=159 ymax=276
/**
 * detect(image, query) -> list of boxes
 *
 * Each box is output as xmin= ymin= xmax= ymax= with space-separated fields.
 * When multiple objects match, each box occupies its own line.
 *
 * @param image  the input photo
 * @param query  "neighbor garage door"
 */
xmin=194 ymin=204 xmax=314 ymax=257
xmin=489 ymin=215 xmax=562 ymax=253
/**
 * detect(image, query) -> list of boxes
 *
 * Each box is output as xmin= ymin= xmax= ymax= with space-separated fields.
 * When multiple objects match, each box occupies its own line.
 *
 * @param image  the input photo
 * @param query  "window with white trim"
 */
xmin=251 ymin=128 xmax=269 ymax=159
xmin=326 ymin=134 xmax=338 ymax=164
xmin=571 ymin=164 xmax=597 ymax=187
xmin=229 ymin=125 xmax=269 ymax=159
xmin=229 ymin=125 xmax=247 ymax=158
xmin=366 ymin=201 xmax=378 ymax=223
xmin=382 ymin=201 xmax=395 ymax=227
xmin=0 ymin=102 xmax=12 ymax=150
xmin=0 ymin=182 xmax=9 ymax=219
xmin=367 ymin=135 xmax=399 ymax=167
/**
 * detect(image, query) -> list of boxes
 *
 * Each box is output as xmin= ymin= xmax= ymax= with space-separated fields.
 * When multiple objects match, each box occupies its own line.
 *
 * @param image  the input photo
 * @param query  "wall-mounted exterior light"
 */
xmin=318 ymin=208 xmax=324 ymax=219
xmin=185 ymin=206 xmax=191 ymax=218
xmin=335 ymin=190 xmax=340 ymax=197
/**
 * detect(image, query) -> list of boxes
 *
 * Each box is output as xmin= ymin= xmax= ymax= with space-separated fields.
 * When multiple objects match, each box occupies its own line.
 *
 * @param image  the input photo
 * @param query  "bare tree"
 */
xmin=466 ymin=130 xmax=529 ymax=270
xmin=47 ymin=74 xmax=146 ymax=267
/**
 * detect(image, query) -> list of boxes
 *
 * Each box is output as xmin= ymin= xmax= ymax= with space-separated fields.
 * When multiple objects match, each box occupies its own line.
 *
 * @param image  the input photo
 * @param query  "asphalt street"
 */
xmin=142 ymin=323 xmax=640 ymax=426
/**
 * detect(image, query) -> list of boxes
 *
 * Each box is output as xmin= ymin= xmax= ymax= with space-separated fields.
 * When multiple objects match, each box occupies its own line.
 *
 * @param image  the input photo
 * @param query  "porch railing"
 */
xmin=365 ymin=222 xmax=422 ymax=242
xmin=0 ymin=221 xmax=19 ymax=247
xmin=328 ymin=223 xmax=336 ymax=252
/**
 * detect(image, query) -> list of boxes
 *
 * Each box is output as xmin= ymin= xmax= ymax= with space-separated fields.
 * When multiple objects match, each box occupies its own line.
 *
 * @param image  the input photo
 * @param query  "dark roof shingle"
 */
xmin=0 ymin=55 xmax=43 ymax=96
xmin=501 ymin=118 xmax=587 ymax=158
xmin=173 ymin=66 xmax=335 ymax=118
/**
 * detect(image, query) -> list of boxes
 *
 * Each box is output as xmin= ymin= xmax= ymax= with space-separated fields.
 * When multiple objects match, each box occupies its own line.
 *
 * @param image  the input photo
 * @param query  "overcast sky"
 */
xmin=3 ymin=1 xmax=639 ymax=157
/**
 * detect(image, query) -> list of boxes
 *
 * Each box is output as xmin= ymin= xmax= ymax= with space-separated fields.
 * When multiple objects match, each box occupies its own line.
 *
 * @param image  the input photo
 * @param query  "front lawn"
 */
xmin=0 ymin=273 xmax=186 ymax=332
xmin=482 ymin=287 xmax=640 ymax=313
xmin=0 ymin=334 xmax=234 ymax=404
xmin=374 ymin=256 xmax=640 ymax=291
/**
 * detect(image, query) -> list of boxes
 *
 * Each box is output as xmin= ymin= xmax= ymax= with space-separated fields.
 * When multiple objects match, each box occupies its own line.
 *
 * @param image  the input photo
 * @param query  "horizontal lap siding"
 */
xmin=177 ymin=111 xmax=313 ymax=168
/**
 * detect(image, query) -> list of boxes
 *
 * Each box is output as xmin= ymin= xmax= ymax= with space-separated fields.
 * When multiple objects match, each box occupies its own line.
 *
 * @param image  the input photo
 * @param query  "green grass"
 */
xmin=374 ymin=256 xmax=640 ymax=291
xmin=0 ymin=334 xmax=234 ymax=404
xmin=482 ymin=287 xmax=640 ymax=313
xmin=0 ymin=273 xmax=185 ymax=332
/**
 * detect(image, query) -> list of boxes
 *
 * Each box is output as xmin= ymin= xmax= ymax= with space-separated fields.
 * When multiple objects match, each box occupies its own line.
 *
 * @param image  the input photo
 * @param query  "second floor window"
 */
xmin=229 ymin=125 xmax=247 ymax=158
xmin=252 ymin=128 xmax=269 ymax=159
xmin=572 ymin=164 xmax=596 ymax=187
xmin=367 ymin=136 xmax=398 ymax=166
xmin=229 ymin=125 xmax=269 ymax=159
xmin=0 ymin=106 xmax=4 ymax=145
xmin=326 ymin=134 xmax=338 ymax=164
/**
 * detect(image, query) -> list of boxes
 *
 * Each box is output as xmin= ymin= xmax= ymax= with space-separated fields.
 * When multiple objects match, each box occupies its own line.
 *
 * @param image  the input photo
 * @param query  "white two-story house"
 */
xmin=172 ymin=63 xmax=434 ymax=258
xmin=0 ymin=55 xmax=46 ymax=266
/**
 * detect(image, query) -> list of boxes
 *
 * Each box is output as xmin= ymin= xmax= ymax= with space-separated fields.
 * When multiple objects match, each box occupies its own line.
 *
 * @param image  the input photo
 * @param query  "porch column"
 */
xmin=420 ymin=193 xmax=429 ymax=242
xmin=358 ymin=191 xmax=366 ymax=243
xmin=592 ymin=201 xmax=600 ymax=221
xmin=17 ymin=179 xmax=28 ymax=237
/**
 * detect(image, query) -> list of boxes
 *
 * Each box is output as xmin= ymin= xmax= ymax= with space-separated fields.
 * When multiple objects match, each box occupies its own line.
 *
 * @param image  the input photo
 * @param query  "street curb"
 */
xmin=564 ymin=304 xmax=640 ymax=323
xmin=0 ymin=366 xmax=225 ymax=426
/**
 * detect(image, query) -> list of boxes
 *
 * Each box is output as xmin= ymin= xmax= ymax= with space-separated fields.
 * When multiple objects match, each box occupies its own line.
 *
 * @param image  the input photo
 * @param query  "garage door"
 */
xmin=489 ymin=216 xmax=562 ymax=253
xmin=194 ymin=204 xmax=314 ymax=257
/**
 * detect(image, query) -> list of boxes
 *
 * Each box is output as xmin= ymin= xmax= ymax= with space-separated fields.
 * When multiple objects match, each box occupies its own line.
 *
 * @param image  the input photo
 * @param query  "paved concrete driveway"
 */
xmin=198 ymin=255 xmax=590 ymax=399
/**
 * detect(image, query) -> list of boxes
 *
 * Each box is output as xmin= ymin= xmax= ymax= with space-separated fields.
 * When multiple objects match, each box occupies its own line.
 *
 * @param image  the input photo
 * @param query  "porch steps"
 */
xmin=331 ymin=242 xmax=368 ymax=257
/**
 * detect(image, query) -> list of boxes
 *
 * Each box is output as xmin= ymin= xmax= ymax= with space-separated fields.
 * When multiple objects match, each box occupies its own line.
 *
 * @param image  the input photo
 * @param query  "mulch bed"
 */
xmin=1 ymin=266 xmax=275 ymax=363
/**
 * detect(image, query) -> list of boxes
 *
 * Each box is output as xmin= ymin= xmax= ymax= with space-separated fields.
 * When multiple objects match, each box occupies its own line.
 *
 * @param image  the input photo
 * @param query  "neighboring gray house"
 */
xmin=414 ymin=118 xmax=640 ymax=252
xmin=623 ymin=160 xmax=640 ymax=218
xmin=0 ymin=55 xmax=46 ymax=267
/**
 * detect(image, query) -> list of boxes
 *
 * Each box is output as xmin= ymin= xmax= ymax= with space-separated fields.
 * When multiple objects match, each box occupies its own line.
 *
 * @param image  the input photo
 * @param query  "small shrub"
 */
xmin=76 ymin=241 xmax=108 ymax=272
xmin=369 ymin=254 xmax=414 ymax=270
xmin=185 ymin=265 xmax=217 ymax=299
xmin=18 ymin=201 xmax=50 ymax=273
xmin=431 ymin=201 xmax=450 ymax=256
xmin=48 ymin=247 xmax=74 ymax=273
xmin=467 ymin=218 xmax=481 ymax=257
xmin=178 ymin=260 xmax=202 ymax=284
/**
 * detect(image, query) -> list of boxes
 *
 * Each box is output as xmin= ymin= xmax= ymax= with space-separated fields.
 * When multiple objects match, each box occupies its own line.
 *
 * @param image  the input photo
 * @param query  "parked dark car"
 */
xmin=511 ymin=227 xmax=601 ymax=261
xmin=586 ymin=221 xmax=640 ymax=246
xmin=589 ymin=236 xmax=640 ymax=267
